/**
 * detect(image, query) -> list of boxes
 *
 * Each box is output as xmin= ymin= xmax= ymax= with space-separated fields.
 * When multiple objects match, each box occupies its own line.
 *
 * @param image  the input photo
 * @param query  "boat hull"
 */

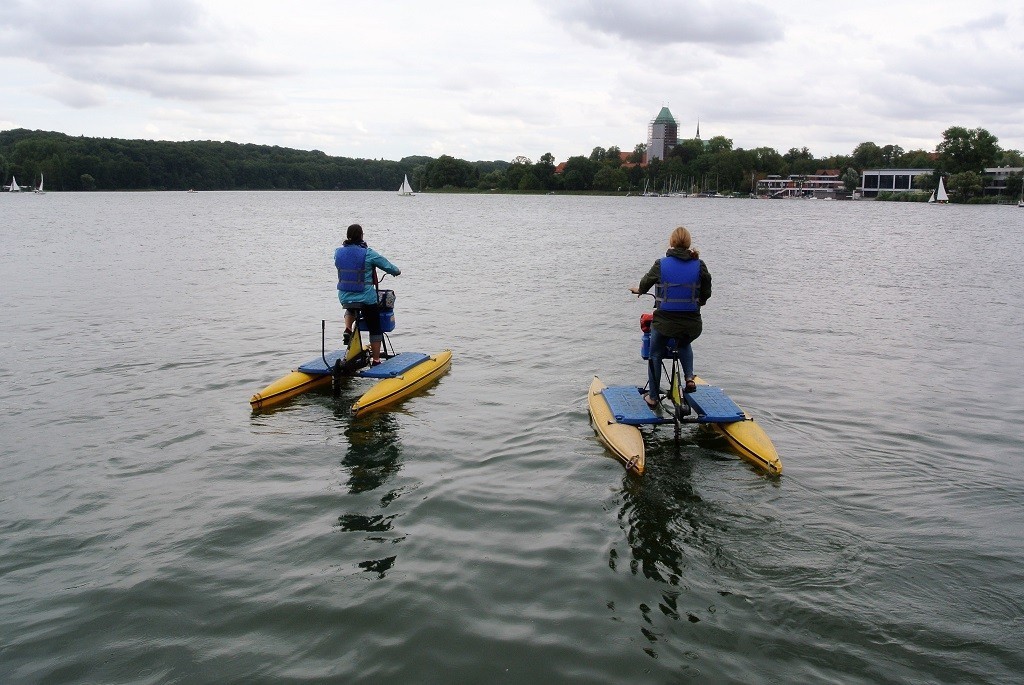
xmin=692 ymin=376 xmax=782 ymax=476
xmin=250 ymin=371 xmax=332 ymax=411
xmin=351 ymin=350 xmax=452 ymax=417
xmin=712 ymin=419 xmax=782 ymax=475
xmin=588 ymin=377 xmax=645 ymax=475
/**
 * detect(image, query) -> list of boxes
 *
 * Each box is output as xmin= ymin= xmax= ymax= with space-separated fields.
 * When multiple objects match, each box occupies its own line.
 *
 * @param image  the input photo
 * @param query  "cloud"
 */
xmin=0 ymin=0 xmax=205 ymax=50
xmin=0 ymin=0 xmax=295 ymax=106
xmin=35 ymin=80 xmax=108 ymax=108
xmin=550 ymin=0 xmax=783 ymax=49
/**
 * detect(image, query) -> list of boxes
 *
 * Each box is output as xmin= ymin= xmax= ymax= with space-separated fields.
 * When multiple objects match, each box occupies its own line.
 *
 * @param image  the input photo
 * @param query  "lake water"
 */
xmin=1 ymin=191 xmax=1022 ymax=683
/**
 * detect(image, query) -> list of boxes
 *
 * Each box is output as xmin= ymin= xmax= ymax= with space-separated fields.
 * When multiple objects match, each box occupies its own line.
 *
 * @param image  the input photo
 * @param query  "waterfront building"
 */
xmin=860 ymin=168 xmax=933 ymax=198
xmin=756 ymin=170 xmax=844 ymax=198
xmin=646 ymin=107 xmax=678 ymax=162
xmin=982 ymin=166 xmax=1023 ymax=196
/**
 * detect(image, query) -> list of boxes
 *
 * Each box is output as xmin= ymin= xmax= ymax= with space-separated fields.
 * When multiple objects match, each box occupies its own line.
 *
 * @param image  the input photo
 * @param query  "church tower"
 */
xmin=646 ymin=106 xmax=679 ymax=162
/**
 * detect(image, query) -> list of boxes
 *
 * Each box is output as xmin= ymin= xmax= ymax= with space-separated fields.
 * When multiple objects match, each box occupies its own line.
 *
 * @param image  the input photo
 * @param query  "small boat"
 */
xmin=589 ymin=376 xmax=781 ymax=477
xmin=934 ymin=176 xmax=949 ymax=204
xmin=4 ymin=176 xmax=21 ymax=192
xmin=33 ymin=173 xmax=45 ymax=194
xmin=250 ymin=322 xmax=450 ymax=415
xmin=398 ymin=174 xmax=414 ymax=196
xmin=588 ymin=310 xmax=782 ymax=477
xmin=1018 ymin=183 xmax=1023 ymax=208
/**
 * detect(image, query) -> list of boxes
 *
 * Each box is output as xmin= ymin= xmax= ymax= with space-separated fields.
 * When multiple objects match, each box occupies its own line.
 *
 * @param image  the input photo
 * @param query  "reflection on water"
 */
xmin=609 ymin=441 xmax=726 ymax=662
xmin=338 ymin=411 xmax=403 ymax=494
xmin=335 ymin=413 xmax=405 ymax=579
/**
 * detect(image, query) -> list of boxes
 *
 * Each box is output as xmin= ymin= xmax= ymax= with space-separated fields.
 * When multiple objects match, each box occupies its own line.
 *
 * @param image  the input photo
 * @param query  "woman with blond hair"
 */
xmin=630 ymin=226 xmax=712 ymax=408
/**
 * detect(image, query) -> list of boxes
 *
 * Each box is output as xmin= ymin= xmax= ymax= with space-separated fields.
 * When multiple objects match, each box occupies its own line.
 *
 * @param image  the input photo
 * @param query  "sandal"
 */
xmin=643 ymin=393 xmax=658 ymax=409
xmin=684 ymin=378 xmax=697 ymax=393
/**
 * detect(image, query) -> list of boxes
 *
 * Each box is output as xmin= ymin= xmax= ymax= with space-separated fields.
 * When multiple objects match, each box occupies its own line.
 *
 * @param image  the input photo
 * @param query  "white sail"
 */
xmin=6 ymin=175 xmax=20 ymax=192
xmin=928 ymin=190 xmax=935 ymax=203
xmin=397 ymin=174 xmax=414 ymax=196
xmin=34 ymin=172 xmax=44 ymax=194
xmin=935 ymin=176 xmax=948 ymax=203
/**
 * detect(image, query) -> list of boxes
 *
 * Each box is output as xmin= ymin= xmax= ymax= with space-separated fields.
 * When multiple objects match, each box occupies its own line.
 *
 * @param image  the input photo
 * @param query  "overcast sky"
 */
xmin=1 ymin=0 xmax=1022 ymax=162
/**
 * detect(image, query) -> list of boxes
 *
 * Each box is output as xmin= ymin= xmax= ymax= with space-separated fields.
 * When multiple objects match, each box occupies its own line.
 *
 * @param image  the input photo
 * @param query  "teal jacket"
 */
xmin=336 ymin=245 xmax=400 ymax=306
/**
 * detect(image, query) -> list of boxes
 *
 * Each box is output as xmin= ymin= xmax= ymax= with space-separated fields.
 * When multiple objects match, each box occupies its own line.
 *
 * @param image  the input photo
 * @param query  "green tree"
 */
xmin=842 ymin=168 xmax=860 ymax=191
xmin=518 ymin=172 xmax=542 ymax=191
xmin=897 ymin=149 xmax=934 ymax=169
xmin=477 ymin=169 xmax=504 ymax=190
xmin=668 ymin=139 xmax=704 ymax=165
xmin=784 ymin=147 xmax=817 ymax=175
xmin=592 ymin=165 xmax=628 ymax=191
xmin=996 ymin=149 xmax=1023 ymax=167
xmin=504 ymin=157 xmax=532 ymax=189
xmin=751 ymin=147 xmax=785 ymax=175
xmin=851 ymin=142 xmax=884 ymax=170
xmin=937 ymin=126 xmax=1000 ymax=174
xmin=1003 ymin=172 xmax=1023 ymax=200
xmin=880 ymin=145 xmax=905 ymax=166
xmin=425 ymin=154 xmax=476 ymax=188
xmin=533 ymin=152 xmax=556 ymax=189
xmin=947 ymin=171 xmax=983 ymax=201
xmin=630 ymin=144 xmax=646 ymax=165
xmin=706 ymin=136 xmax=733 ymax=154
xmin=561 ymin=155 xmax=596 ymax=190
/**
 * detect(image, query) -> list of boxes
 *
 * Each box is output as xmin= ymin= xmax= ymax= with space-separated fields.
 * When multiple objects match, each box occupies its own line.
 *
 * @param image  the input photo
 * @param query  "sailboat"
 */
xmin=934 ymin=176 xmax=949 ymax=204
xmin=397 ymin=174 xmax=414 ymax=196
xmin=1018 ymin=182 xmax=1023 ymax=208
xmin=33 ymin=173 xmax=45 ymax=194
xmin=5 ymin=176 xmax=21 ymax=192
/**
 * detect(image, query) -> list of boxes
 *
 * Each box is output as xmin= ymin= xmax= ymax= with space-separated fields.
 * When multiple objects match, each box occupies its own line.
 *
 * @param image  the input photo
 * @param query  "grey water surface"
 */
xmin=1 ymin=191 xmax=1022 ymax=683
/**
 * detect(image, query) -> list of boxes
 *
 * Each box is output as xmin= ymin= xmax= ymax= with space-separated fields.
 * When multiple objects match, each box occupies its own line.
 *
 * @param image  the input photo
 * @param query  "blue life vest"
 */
xmin=335 ymin=245 xmax=367 ymax=292
xmin=655 ymin=257 xmax=701 ymax=312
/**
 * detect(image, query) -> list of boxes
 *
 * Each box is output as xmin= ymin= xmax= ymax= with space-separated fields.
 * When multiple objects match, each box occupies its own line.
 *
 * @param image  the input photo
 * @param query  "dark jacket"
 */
xmin=637 ymin=247 xmax=712 ymax=341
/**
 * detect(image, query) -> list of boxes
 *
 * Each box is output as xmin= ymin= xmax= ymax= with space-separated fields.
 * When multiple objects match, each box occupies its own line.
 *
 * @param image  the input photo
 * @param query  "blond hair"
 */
xmin=669 ymin=226 xmax=692 ymax=250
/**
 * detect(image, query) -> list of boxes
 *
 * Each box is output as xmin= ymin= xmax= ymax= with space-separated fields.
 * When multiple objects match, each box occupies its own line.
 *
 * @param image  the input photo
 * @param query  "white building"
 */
xmin=860 ymin=168 xmax=933 ymax=198
xmin=982 ymin=166 xmax=1023 ymax=195
xmin=757 ymin=171 xmax=844 ymax=198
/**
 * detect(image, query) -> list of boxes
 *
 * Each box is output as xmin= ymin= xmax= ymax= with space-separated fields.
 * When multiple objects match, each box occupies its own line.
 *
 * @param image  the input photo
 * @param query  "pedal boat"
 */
xmin=251 ymin=329 xmax=451 ymax=415
xmin=588 ymin=375 xmax=781 ymax=476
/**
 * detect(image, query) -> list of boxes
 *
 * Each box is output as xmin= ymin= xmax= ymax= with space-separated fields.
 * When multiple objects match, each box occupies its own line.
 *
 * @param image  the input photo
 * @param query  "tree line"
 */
xmin=2 ymin=126 xmax=1021 ymax=201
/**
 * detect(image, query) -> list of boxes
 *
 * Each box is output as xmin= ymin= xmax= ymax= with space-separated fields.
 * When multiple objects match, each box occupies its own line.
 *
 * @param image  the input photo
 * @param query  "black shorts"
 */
xmin=348 ymin=303 xmax=382 ymax=338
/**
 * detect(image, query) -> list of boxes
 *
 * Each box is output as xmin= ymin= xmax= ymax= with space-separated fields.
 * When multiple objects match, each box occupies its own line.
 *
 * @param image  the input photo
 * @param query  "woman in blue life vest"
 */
xmin=630 ymin=226 xmax=712 ymax=408
xmin=335 ymin=223 xmax=401 ymax=366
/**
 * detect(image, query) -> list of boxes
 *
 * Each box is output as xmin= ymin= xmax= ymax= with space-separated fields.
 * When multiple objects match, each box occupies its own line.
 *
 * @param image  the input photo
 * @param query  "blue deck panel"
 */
xmin=685 ymin=386 xmax=745 ymax=423
xmin=602 ymin=385 xmax=661 ymax=425
xmin=297 ymin=349 xmax=348 ymax=375
xmin=297 ymin=350 xmax=429 ymax=378
xmin=356 ymin=352 xmax=429 ymax=379
xmin=603 ymin=384 xmax=745 ymax=425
